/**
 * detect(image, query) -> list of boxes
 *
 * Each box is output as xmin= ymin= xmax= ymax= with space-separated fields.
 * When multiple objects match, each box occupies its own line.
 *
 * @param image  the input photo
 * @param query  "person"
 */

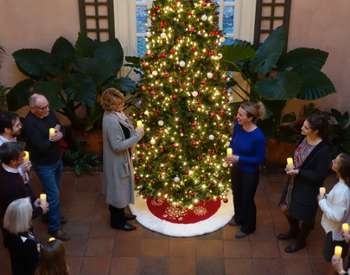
xmin=35 ymin=238 xmax=69 ymax=275
xmin=277 ymin=113 xmax=332 ymax=253
xmin=3 ymin=198 xmax=40 ymax=275
xmin=22 ymin=93 xmax=69 ymax=241
xmin=332 ymin=256 xmax=350 ymax=275
xmin=226 ymin=101 xmax=266 ymax=239
xmin=0 ymin=142 xmax=48 ymax=225
xmin=0 ymin=111 xmax=31 ymax=182
xmin=318 ymin=153 xmax=350 ymax=262
xmin=101 ymin=88 xmax=144 ymax=231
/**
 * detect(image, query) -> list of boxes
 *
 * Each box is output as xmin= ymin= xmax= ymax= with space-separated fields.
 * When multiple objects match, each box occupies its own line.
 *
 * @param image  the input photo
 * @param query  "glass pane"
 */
xmin=137 ymin=36 xmax=147 ymax=56
xmin=223 ymin=6 xmax=234 ymax=35
xmin=136 ymin=5 xmax=148 ymax=33
xmin=223 ymin=37 xmax=234 ymax=45
xmin=224 ymin=0 xmax=235 ymax=2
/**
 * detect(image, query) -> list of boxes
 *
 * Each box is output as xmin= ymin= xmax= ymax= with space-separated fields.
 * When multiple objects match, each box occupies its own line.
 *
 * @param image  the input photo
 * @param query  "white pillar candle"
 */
xmin=226 ymin=148 xmax=233 ymax=156
xmin=23 ymin=151 xmax=30 ymax=161
xmin=40 ymin=193 xmax=47 ymax=205
xmin=49 ymin=128 xmax=56 ymax=139
xmin=319 ymin=187 xmax=326 ymax=197
xmin=286 ymin=157 xmax=294 ymax=170
xmin=342 ymin=223 xmax=349 ymax=234
xmin=334 ymin=245 xmax=343 ymax=258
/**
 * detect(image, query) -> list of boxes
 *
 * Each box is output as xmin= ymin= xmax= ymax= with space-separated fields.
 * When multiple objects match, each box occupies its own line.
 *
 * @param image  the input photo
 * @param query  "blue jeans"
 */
xmin=34 ymin=160 xmax=63 ymax=233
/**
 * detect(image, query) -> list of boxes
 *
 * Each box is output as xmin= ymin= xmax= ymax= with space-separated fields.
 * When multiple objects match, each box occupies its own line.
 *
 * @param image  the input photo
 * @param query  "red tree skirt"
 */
xmin=147 ymin=197 xmax=221 ymax=224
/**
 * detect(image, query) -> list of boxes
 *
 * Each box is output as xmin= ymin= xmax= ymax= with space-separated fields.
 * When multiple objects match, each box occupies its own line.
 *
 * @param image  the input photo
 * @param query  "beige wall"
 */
xmin=285 ymin=0 xmax=350 ymax=114
xmin=0 ymin=0 xmax=80 ymax=86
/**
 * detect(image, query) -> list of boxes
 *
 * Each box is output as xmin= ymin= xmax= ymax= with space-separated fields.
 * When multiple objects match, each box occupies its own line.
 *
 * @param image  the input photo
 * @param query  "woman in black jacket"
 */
xmin=277 ymin=113 xmax=332 ymax=253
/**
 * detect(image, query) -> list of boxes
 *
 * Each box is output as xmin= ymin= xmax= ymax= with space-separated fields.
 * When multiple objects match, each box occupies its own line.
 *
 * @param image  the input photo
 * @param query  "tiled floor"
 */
xmin=0 ymin=170 xmax=336 ymax=275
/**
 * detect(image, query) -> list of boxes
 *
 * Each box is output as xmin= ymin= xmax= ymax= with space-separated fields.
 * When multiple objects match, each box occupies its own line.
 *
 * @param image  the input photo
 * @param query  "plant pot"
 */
xmin=266 ymin=138 xmax=295 ymax=167
xmin=70 ymin=129 xmax=103 ymax=158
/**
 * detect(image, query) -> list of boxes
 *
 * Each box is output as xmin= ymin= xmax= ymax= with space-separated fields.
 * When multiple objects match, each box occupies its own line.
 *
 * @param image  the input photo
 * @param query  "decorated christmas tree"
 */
xmin=134 ymin=0 xmax=233 ymax=210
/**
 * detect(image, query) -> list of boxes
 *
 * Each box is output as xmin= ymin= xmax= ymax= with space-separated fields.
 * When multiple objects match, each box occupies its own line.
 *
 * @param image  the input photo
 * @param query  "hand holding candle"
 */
xmin=40 ymin=193 xmax=47 ymax=205
xmin=334 ymin=245 xmax=343 ymax=258
xmin=226 ymin=148 xmax=233 ymax=156
xmin=136 ymin=120 xmax=143 ymax=129
xmin=49 ymin=128 xmax=56 ymax=140
xmin=319 ymin=187 xmax=326 ymax=197
xmin=286 ymin=157 xmax=294 ymax=170
xmin=23 ymin=151 xmax=30 ymax=161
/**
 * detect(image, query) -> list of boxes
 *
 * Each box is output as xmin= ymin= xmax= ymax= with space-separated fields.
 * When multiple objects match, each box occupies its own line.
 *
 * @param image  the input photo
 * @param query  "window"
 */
xmin=113 ymin=0 xmax=256 ymax=56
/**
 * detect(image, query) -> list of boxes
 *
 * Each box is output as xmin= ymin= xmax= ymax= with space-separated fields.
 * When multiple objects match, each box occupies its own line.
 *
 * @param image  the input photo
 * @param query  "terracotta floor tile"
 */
xmin=66 ymin=256 xmax=83 ymax=275
xmin=196 ymin=257 xmax=224 ymax=275
xmin=110 ymin=257 xmax=140 ymax=275
xmin=283 ymin=258 xmax=313 ymax=275
xmin=196 ymin=240 xmax=224 ymax=257
xmin=80 ymin=256 xmax=111 ymax=275
xmin=64 ymin=222 xmax=90 ymax=240
xmin=248 ymin=224 xmax=276 ymax=241
xmin=168 ymin=257 xmax=196 ymax=275
xmin=222 ymin=225 xmax=241 ymax=240
xmin=89 ymin=222 xmax=118 ymax=239
xmin=251 ymin=240 xmax=280 ymax=258
xmin=113 ymin=238 xmax=142 ymax=257
xmin=251 ymin=259 xmax=285 ymax=275
xmin=65 ymin=239 xmax=88 ymax=257
xmin=224 ymin=240 xmax=252 ymax=258
xmin=141 ymin=239 xmax=169 ymax=257
xmin=196 ymin=229 xmax=223 ymax=240
xmin=139 ymin=256 xmax=168 ymax=275
xmin=169 ymin=239 xmax=196 ymax=257
xmin=224 ymin=259 xmax=253 ymax=275
xmin=85 ymin=237 xmax=114 ymax=256
xmin=306 ymin=240 xmax=324 ymax=258
xmin=278 ymin=240 xmax=308 ymax=258
xmin=309 ymin=257 xmax=333 ymax=275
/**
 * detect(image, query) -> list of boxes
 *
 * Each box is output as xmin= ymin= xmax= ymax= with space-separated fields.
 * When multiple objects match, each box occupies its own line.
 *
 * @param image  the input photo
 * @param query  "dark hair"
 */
xmin=0 ymin=112 xmax=19 ymax=134
xmin=0 ymin=142 xmax=23 ymax=165
xmin=306 ymin=113 xmax=329 ymax=141
xmin=35 ymin=239 xmax=69 ymax=275
xmin=337 ymin=153 xmax=350 ymax=186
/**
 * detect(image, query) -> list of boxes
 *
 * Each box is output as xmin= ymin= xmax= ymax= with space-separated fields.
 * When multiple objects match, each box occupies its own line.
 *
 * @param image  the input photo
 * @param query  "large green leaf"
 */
xmin=51 ymin=37 xmax=75 ymax=65
xmin=13 ymin=49 xmax=57 ymax=79
xmin=295 ymin=68 xmax=336 ymax=99
xmin=7 ymin=79 xmax=34 ymax=111
xmin=278 ymin=48 xmax=329 ymax=71
xmin=255 ymin=71 xmax=302 ymax=100
xmin=75 ymin=57 xmax=114 ymax=87
xmin=64 ymin=73 xmax=96 ymax=107
xmin=33 ymin=81 xmax=65 ymax=110
xmin=94 ymin=39 xmax=124 ymax=72
xmin=75 ymin=33 xmax=97 ymax=57
xmin=221 ymin=41 xmax=256 ymax=71
xmin=250 ymin=26 xmax=286 ymax=74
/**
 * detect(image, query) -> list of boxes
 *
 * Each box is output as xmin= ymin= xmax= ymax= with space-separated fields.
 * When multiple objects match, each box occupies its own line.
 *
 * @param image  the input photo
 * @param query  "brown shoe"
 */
xmin=50 ymin=229 xmax=70 ymax=241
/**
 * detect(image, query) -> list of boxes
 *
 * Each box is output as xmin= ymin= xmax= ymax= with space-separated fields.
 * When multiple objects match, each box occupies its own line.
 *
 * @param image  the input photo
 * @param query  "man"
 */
xmin=23 ymin=93 xmax=69 ymax=241
xmin=0 ymin=111 xmax=31 ymax=182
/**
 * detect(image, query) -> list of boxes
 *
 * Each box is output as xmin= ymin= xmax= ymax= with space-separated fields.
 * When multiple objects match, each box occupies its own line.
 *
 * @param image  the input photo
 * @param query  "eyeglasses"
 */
xmin=35 ymin=104 xmax=49 ymax=111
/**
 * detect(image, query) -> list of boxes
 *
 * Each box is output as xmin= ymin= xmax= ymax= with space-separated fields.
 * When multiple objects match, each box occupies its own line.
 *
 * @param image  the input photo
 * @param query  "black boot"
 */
xmin=284 ymin=221 xmax=313 ymax=253
xmin=109 ymin=206 xmax=136 ymax=231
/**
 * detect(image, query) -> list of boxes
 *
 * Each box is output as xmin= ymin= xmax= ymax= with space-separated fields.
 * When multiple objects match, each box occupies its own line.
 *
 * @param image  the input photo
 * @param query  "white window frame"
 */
xmin=113 ymin=0 xmax=256 ymax=56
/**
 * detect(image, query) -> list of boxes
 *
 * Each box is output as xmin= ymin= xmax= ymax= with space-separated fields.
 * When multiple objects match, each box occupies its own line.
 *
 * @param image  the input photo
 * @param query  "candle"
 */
xmin=40 ymin=193 xmax=47 ymax=205
xmin=48 ymin=237 xmax=56 ymax=242
xmin=342 ymin=223 xmax=349 ymax=234
xmin=23 ymin=151 xmax=30 ymax=161
xmin=49 ymin=128 xmax=56 ymax=139
xmin=286 ymin=157 xmax=294 ymax=170
xmin=319 ymin=187 xmax=326 ymax=197
xmin=136 ymin=120 xmax=143 ymax=128
xmin=226 ymin=148 xmax=233 ymax=156
xmin=334 ymin=245 xmax=343 ymax=258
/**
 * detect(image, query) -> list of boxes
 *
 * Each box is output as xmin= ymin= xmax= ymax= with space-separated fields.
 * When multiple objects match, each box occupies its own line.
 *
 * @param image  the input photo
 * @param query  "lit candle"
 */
xmin=342 ymin=223 xmax=349 ymax=234
xmin=40 ymin=193 xmax=47 ymax=205
xmin=286 ymin=157 xmax=294 ymax=170
xmin=48 ymin=237 xmax=56 ymax=242
xmin=319 ymin=187 xmax=326 ymax=197
xmin=334 ymin=245 xmax=343 ymax=258
xmin=226 ymin=148 xmax=233 ymax=156
xmin=23 ymin=151 xmax=30 ymax=161
xmin=137 ymin=120 xmax=143 ymax=128
xmin=49 ymin=128 xmax=56 ymax=140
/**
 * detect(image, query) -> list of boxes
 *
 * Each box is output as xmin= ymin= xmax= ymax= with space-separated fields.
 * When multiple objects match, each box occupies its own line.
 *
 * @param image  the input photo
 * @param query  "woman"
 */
xmin=226 ymin=101 xmax=266 ymax=239
xmin=101 ymin=88 xmax=144 ymax=231
xmin=35 ymin=238 xmax=69 ymax=275
xmin=319 ymin=153 xmax=350 ymax=262
xmin=3 ymin=198 xmax=40 ymax=275
xmin=277 ymin=113 xmax=332 ymax=253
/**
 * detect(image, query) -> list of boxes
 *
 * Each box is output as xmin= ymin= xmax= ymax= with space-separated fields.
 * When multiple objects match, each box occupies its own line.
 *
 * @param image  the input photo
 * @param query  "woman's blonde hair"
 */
xmin=3 ymin=197 xmax=32 ymax=234
xmin=100 ymin=88 xmax=125 ymax=112
xmin=240 ymin=101 xmax=266 ymax=122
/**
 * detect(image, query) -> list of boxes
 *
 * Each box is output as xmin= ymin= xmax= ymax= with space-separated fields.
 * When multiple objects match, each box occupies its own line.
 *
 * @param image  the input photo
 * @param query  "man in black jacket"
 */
xmin=23 ymin=93 xmax=69 ymax=241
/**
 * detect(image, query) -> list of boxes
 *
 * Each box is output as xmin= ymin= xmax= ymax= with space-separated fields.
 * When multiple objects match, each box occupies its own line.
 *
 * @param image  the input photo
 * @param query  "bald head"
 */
xmin=29 ymin=93 xmax=50 ymax=118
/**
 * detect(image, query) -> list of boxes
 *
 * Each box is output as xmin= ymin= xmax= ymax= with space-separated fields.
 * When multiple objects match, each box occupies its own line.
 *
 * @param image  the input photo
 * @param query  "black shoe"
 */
xmin=125 ymin=213 xmax=136 ymax=220
xmin=284 ymin=243 xmax=305 ymax=253
xmin=112 ymin=222 xmax=136 ymax=231
xmin=277 ymin=232 xmax=297 ymax=240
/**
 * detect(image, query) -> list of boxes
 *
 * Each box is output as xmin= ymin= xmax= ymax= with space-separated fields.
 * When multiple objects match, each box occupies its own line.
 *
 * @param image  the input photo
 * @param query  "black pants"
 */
xmin=323 ymin=231 xmax=348 ymax=262
xmin=231 ymin=167 xmax=259 ymax=234
xmin=285 ymin=214 xmax=314 ymax=246
xmin=108 ymin=205 xmax=126 ymax=228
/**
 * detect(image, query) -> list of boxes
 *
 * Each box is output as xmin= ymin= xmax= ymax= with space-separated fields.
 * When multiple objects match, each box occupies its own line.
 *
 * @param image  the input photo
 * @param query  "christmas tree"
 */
xmin=134 ymin=0 xmax=233 ymax=210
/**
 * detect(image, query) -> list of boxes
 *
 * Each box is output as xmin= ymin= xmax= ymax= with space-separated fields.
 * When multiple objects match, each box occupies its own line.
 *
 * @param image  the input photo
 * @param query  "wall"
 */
xmin=285 ymin=0 xmax=350 ymax=114
xmin=0 ymin=0 xmax=80 ymax=86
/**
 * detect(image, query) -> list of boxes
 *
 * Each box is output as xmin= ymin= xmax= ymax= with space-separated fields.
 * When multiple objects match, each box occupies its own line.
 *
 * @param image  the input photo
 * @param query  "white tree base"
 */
xmin=129 ymin=191 xmax=234 ymax=237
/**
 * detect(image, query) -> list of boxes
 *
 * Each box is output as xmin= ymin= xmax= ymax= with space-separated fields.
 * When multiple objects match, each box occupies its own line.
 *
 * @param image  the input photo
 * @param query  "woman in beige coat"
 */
xmin=101 ymin=88 xmax=144 ymax=231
